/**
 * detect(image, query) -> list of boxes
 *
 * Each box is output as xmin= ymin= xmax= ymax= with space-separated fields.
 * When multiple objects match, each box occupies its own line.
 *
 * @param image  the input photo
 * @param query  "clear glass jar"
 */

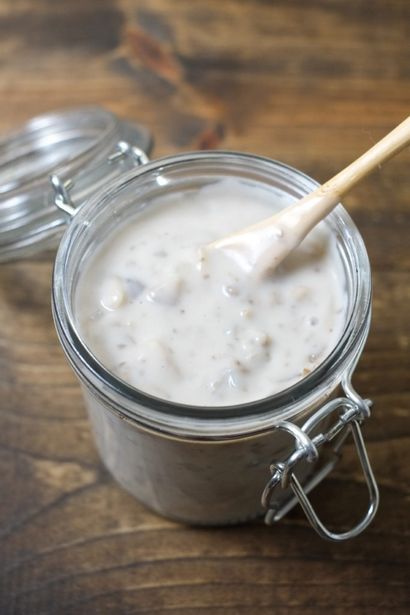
xmin=51 ymin=151 xmax=379 ymax=540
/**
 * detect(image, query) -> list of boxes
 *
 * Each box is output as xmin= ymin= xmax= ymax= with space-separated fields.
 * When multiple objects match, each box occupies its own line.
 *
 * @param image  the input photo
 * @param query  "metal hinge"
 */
xmin=50 ymin=142 xmax=149 ymax=217
xmin=262 ymin=377 xmax=379 ymax=541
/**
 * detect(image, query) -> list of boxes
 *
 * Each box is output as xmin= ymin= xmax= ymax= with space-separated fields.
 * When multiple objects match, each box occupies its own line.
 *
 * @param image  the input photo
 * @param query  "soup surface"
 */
xmin=75 ymin=178 xmax=347 ymax=405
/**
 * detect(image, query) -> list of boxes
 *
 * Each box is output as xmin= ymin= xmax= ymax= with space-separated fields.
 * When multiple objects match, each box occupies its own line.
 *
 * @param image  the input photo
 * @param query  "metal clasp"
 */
xmin=50 ymin=142 xmax=149 ymax=217
xmin=262 ymin=377 xmax=379 ymax=541
xmin=107 ymin=141 xmax=149 ymax=166
xmin=50 ymin=176 xmax=76 ymax=216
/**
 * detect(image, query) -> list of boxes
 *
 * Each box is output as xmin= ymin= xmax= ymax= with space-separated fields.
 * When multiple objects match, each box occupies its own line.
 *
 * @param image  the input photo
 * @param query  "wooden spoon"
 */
xmin=206 ymin=117 xmax=410 ymax=275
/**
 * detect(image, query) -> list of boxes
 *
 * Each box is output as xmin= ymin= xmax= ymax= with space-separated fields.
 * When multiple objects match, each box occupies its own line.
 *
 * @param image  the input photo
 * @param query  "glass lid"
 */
xmin=0 ymin=106 xmax=152 ymax=262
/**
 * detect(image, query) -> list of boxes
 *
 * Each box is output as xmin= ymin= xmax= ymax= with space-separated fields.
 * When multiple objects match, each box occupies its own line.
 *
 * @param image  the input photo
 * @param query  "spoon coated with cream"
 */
xmin=207 ymin=117 xmax=410 ymax=275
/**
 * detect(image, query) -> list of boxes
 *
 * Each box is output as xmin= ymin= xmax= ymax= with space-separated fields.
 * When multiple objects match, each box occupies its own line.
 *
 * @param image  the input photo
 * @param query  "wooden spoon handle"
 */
xmin=208 ymin=117 xmax=410 ymax=275
xmin=323 ymin=115 xmax=410 ymax=197
xmin=287 ymin=116 xmax=410 ymax=234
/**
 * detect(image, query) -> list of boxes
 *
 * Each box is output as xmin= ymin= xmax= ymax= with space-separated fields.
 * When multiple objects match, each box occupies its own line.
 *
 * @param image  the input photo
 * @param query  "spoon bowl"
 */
xmin=206 ymin=117 xmax=410 ymax=275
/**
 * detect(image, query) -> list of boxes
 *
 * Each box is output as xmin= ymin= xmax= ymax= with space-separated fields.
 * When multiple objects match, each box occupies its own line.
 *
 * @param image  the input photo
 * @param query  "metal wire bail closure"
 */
xmin=262 ymin=375 xmax=379 ymax=541
xmin=51 ymin=142 xmax=150 ymax=218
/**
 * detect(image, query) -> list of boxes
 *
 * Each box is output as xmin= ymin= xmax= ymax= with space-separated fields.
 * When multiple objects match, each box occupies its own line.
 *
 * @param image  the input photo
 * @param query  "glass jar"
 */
xmin=0 ymin=108 xmax=379 ymax=541
xmin=52 ymin=151 xmax=378 ymax=540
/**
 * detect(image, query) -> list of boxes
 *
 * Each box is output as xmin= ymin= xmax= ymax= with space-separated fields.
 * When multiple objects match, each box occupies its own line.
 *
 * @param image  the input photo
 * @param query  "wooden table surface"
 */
xmin=0 ymin=1 xmax=409 ymax=613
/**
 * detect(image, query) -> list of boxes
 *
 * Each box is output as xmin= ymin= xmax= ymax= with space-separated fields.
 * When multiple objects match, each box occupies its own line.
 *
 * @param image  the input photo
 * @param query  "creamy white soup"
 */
xmin=75 ymin=179 xmax=347 ymax=406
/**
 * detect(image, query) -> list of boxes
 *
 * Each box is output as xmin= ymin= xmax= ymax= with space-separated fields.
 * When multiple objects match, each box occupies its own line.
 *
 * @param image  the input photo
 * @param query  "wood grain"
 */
xmin=0 ymin=1 xmax=409 ymax=613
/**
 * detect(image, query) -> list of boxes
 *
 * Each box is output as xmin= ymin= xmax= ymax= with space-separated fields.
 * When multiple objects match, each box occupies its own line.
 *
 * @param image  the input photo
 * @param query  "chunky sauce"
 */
xmin=75 ymin=179 xmax=347 ymax=406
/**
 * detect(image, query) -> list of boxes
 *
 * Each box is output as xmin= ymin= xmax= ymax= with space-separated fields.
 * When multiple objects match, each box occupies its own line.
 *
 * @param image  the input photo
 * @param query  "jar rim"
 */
xmin=52 ymin=150 xmax=372 ymax=437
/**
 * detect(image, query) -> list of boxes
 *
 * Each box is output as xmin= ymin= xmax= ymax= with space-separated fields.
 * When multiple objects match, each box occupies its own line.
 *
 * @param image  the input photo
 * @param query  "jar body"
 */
xmin=52 ymin=152 xmax=371 ymax=526
xmin=83 ymin=382 xmax=341 ymax=524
